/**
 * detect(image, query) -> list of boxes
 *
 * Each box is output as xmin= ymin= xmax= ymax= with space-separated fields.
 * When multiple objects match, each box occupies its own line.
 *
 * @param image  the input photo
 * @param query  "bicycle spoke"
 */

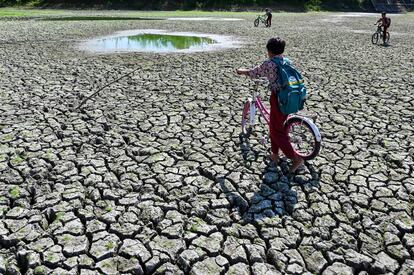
xmin=289 ymin=123 xmax=315 ymax=156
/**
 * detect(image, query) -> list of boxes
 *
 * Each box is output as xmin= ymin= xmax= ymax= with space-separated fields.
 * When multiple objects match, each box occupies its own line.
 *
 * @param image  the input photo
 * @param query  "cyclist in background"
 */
xmin=376 ymin=12 xmax=391 ymax=44
xmin=265 ymin=8 xmax=272 ymax=27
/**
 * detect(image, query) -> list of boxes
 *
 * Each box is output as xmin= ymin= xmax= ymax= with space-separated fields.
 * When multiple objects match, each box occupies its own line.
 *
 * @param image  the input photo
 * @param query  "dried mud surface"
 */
xmin=0 ymin=12 xmax=413 ymax=275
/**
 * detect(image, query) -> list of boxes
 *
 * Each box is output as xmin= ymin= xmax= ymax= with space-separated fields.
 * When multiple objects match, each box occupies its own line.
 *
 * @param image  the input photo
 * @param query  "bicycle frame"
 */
xmin=248 ymin=80 xmax=270 ymax=126
xmin=247 ymin=79 xmax=321 ymax=142
xmin=242 ymin=78 xmax=322 ymax=160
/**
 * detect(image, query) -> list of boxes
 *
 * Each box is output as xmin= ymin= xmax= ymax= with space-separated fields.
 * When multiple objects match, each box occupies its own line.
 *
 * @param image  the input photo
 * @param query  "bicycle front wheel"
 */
xmin=241 ymin=101 xmax=252 ymax=136
xmin=254 ymin=18 xmax=259 ymax=27
xmin=372 ymin=32 xmax=379 ymax=44
xmin=285 ymin=116 xmax=321 ymax=161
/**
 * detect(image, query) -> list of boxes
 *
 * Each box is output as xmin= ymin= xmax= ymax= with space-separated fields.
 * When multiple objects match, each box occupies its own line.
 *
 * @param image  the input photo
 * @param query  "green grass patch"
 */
xmin=10 ymin=153 xmax=26 ymax=165
xmin=120 ymin=10 xmax=256 ymax=17
xmin=105 ymin=241 xmax=115 ymax=250
xmin=0 ymin=8 xmax=256 ymax=19
xmin=62 ymin=234 xmax=71 ymax=242
xmin=0 ymin=133 xmax=13 ymax=143
xmin=8 ymin=186 xmax=20 ymax=199
xmin=34 ymin=266 xmax=45 ymax=275
xmin=43 ymin=16 xmax=163 ymax=21
xmin=0 ymin=205 xmax=8 ymax=216
xmin=44 ymin=148 xmax=54 ymax=160
xmin=189 ymin=217 xmax=205 ymax=232
xmin=0 ymin=7 xmax=67 ymax=17
xmin=11 ymin=155 xmax=24 ymax=165
xmin=305 ymin=0 xmax=322 ymax=11
xmin=54 ymin=211 xmax=65 ymax=222
xmin=0 ymin=153 xmax=7 ymax=162
xmin=189 ymin=223 xmax=198 ymax=232
xmin=46 ymin=254 xmax=55 ymax=262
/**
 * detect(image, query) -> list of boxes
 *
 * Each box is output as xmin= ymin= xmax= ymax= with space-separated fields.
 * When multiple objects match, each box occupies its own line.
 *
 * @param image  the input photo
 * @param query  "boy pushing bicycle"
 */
xmin=237 ymin=37 xmax=304 ymax=173
xmin=375 ymin=12 xmax=391 ymax=45
xmin=265 ymin=8 xmax=272 ymax=27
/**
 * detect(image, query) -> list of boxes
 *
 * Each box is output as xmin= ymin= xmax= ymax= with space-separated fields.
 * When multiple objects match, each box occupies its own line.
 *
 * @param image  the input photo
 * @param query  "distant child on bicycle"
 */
xmin=236 ymin=37 xmax=304 ymax=173
xmin=265 ymin=8 xmax=272 ymax=27
xmin=376 ymin=11 xmax=391 ymax=44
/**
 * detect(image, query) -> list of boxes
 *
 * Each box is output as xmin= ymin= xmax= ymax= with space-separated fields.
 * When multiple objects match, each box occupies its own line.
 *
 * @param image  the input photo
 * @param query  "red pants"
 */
xmin=269 ymin=92 xmax=296 ymax=159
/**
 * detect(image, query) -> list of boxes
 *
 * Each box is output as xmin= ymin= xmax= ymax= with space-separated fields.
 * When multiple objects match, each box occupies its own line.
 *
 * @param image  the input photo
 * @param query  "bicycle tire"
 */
xmin=285 ymin=116 xmax=321 ymax=161
xmin=372 ymin=32 xmax=379 ymax=44
xmin=241 ymin=101 xmax=252 ymax=136
xmin=254 ymin=18 xmax=259 ymax=27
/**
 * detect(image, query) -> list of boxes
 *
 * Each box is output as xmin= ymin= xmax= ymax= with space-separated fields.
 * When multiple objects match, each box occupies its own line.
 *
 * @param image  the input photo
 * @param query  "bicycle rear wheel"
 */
xmin=372 ymin=32 xmax=379 ymax=44
xmin=254 ymin=18 xmax=259 ymax=27
xmin=285 ymin=116 xmax=321 ymax=161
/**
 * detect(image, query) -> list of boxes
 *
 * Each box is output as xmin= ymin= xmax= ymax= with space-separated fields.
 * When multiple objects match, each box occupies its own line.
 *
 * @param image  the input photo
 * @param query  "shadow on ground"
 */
xmin=220 ymin=133 xmax=321 ymax=222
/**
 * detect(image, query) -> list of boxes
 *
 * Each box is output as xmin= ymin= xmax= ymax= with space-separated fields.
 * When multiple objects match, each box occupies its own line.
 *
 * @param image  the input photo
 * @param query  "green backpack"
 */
xmin=271 ymin=57 xmax=307 ymax=115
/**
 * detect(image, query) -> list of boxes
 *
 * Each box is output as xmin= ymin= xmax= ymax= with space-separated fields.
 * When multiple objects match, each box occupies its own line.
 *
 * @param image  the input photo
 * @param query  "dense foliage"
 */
xmin=0 ymin=0 xmax=367 ymax=11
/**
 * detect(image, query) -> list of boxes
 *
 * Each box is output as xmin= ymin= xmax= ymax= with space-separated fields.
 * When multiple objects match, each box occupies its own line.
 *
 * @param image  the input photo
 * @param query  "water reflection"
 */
xmin=96 ymin=33 xmax=216 ymax=52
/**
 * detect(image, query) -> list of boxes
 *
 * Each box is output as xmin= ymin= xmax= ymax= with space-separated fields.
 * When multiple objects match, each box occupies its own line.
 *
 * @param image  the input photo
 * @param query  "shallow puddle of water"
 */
xmin=92 ymin=33 xmax=215 ymax=52
xmin=81 ymin=29 xmax=241 ymax=54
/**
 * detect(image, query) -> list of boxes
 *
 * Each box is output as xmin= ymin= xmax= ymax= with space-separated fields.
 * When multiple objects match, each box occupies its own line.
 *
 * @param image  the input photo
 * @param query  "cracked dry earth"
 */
xmin=0 ymin=12 xmax=414 ymax=275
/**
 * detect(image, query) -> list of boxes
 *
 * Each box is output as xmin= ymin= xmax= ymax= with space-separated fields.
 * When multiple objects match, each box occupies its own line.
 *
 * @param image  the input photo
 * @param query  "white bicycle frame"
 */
xmin=248 ymin=78 xmax=270 ymax=125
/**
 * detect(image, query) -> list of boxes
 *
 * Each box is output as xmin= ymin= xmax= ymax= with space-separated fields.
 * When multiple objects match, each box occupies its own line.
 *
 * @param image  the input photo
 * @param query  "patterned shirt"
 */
xmin=248 ymin=58 xmax=280 ymax=92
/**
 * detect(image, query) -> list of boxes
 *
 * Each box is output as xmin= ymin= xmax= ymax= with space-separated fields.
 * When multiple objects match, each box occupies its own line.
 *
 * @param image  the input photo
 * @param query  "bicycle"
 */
xmin=372 ymin=24 xmax=390 ymax=45
xmin=254 ymin=15 xmax=269 ymax=27
xmin=241 ymin=78 xmax=321 ymax=161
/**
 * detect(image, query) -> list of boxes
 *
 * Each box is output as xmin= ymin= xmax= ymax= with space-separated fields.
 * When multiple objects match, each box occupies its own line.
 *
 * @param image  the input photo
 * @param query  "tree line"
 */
xmin=0 ymin=0 xmax=368 ymax=11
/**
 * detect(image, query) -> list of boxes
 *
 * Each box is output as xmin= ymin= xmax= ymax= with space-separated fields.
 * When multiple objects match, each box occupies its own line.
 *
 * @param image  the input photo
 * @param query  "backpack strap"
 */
xmin=269 ymin=57 xmax=285 ymax=93
xmin=270 ymin=56 xmax=290 ymax=66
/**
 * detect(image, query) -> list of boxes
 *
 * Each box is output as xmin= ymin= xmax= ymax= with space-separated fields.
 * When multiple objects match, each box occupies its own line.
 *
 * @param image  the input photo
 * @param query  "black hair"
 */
xmin=382 ymin=11 xmax=386 ymax=15
xmin=266 ymin=37 xmax=285 ymax=55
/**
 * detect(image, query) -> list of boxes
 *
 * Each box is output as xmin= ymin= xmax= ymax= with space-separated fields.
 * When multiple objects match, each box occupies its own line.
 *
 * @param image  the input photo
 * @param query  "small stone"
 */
xmin=96 ymin=257 xmax=118 ymax=275
xmin=190 ymin=257 xmax=225 ymax=275
xmin=119 ymin=239 xmax=151 ymax=262
xmin=118 ymin=256 xmax=144 ymax=275
xmin=322 ymin=262 xmax=353 ymax=275
xmin=89 ymin=234 xmax=119 ymax=261
xmin=57 ymin=234 xmax=89 ymax=256
xmin=227 ymin=262 xmax=250 ymax=275
xmin=372 ymin=252 xmax=399 ymax=273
